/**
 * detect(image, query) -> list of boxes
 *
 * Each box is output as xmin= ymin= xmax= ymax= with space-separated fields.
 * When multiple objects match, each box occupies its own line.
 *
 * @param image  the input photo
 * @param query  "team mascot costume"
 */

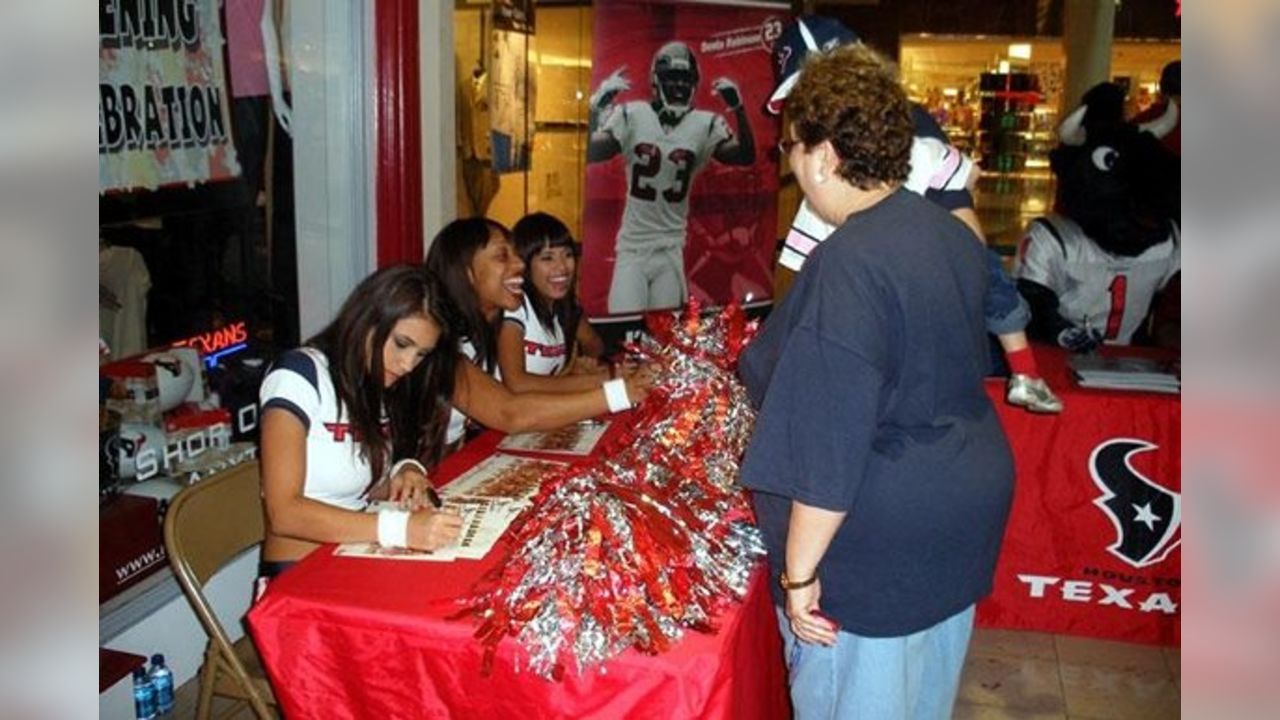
xmin=1016 ymin=82 xmax=1181 ymax=352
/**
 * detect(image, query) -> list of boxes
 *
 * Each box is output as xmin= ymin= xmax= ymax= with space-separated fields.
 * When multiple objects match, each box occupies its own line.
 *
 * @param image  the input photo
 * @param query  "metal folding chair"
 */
xmin=164 ymin=461 xmax=277 ymax=719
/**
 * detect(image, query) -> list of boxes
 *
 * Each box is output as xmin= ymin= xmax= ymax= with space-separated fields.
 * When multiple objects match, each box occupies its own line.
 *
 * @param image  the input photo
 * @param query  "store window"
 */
xmin=99 ymin=5 xmax=383 ymax=642
xmin=455 ymin=1 xmax=593 ymax=236
xmin=901 ymin=35 xmax=1179 ymax=171
xmin=98 ymin=0 xmax=304 ymax=618
xmin=98 ymin=0 xmax=376 ymax=504
xmin=100 ymin=0 xmax=298 ymax=362
xmin=898 ymin=34 xmax=1179 ymax=248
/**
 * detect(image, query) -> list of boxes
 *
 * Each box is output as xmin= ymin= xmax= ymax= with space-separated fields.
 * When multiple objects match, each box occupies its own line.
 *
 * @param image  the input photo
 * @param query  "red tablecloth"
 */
xmin=248 ymin=421 xmax=790 ymax=720
xmin=248 ymin=345 xmax=1178 ymax=718
xmin=976 ymin=346 xmax=1181 ymax=646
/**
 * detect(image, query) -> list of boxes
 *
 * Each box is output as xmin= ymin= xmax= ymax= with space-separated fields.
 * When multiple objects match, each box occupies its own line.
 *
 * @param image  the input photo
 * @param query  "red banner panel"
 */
xmin=977 ymin=348 xmax=1181 ymax=646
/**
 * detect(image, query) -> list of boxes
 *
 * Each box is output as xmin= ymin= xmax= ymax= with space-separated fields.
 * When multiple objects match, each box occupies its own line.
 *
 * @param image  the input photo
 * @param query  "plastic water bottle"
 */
xmin=149 ymin=653 xmax=175 ymax=714
xmin=132 ymin=667 xmax=157 ymax=720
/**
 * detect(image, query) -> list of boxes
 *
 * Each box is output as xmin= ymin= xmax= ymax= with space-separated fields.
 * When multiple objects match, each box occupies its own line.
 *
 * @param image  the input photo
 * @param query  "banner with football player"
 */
xmin=582 ymin=0 xmax=787 ymax=319
xmin=99 ymin=0 xmax=241 ymax=192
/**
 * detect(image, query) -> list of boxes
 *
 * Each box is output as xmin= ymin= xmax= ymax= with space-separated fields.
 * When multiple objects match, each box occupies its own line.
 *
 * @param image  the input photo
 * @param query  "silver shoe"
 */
xmin=1006 ymin=374 xmax=1064 ymax=413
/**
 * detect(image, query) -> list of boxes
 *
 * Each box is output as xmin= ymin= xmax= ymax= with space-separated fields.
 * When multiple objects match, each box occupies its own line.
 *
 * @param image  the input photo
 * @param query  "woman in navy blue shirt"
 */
xmin=739 ymin=44 xmax=1014 ymax=719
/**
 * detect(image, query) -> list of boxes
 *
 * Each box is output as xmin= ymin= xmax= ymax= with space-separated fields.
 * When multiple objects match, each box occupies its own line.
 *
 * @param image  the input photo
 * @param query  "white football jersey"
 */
xmin=1015 ymin=216 xmax=1180 ymax=345
xmin=779 ymin=136 xmax=975 ymax=271
xmin=602 ymin=101 xmax=733 ymax=251
xmin=504 ymin=295 xmax=568 ymax=376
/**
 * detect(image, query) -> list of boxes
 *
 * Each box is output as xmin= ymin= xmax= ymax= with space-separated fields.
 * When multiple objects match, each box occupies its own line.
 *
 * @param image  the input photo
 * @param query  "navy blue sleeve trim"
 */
xmin=504 ymin=316 xmax=526 ymax=329
xmin=262 ymin=398 xmax=311 ymax=432
xmin=271 ymin=349 xmax=320 ymax=400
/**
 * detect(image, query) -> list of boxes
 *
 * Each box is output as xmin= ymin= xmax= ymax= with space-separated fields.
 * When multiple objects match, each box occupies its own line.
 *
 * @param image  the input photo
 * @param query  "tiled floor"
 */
xmin=170 ymin=628 xmax=1179 ymax=719
xmin=954 ymin=628 xmax=1180 ymax=720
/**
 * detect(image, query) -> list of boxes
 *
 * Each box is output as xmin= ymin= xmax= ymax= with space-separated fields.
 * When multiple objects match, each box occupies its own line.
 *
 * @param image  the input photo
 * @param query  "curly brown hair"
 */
xmin=786 ymin=44 xmax=913 ymax=190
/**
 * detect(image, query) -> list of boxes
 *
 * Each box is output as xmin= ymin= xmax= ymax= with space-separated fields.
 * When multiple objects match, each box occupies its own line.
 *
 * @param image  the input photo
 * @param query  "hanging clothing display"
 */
xmin=100 ymin=244 xmax=152 ymax=359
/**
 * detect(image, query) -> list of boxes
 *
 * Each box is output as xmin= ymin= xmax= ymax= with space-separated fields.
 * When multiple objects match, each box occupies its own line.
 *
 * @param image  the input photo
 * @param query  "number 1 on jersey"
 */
xmin=1105 ymin=274 xmax=1127 ymax=340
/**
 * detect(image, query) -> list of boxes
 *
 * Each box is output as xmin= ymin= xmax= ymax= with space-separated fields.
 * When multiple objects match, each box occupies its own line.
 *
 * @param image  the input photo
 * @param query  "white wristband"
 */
xmin=602 ymin=377 xmax=631 ymax=413
xmin=389 ymin=458 xmax=427 ymax=480
xmin=376 ymin=509 xmax=411 ymax=548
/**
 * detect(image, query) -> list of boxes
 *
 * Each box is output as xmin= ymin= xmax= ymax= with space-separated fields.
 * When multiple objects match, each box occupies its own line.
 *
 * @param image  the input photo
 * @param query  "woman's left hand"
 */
xmin=389 ymin=466 xmax=431 ymax=511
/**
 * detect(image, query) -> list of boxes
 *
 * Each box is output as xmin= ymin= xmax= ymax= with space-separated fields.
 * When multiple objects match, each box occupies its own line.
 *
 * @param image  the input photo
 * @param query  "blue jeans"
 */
xmin=985 ymin=250 xmax=1030 ymax=336
xmin=776 ymin=605 xmax=975 ymax=720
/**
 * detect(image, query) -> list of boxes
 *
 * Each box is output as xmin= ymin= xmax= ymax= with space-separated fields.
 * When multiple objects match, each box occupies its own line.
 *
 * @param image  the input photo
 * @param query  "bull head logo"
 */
xmin=1089 ymin=439 xmax=1181 ymax=568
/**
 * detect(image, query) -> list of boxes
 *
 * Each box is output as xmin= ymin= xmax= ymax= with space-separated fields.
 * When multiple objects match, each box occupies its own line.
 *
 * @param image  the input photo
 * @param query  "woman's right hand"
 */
xmin=785 ymin=578 xmax=839 ymax=646
xmin=407 ymin=507 xmax=463 ymax=551
xmin=621 ymin=363 xmax=659 ymax=405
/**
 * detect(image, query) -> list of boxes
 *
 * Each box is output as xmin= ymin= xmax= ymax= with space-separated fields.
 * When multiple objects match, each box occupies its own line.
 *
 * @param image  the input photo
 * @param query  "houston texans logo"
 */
xmin=1089 ymin=439 xmax=1181 ymax=568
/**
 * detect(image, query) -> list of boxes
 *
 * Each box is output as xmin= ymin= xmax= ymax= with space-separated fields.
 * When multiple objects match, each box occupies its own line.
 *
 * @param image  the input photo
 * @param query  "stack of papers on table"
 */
xmin=497 ymin=420 xmax=610 ymax=456
xmin=1069 ymin=354 xmax=1181 ymax=394
xmin=440 ymin=453 xmax=567 ymax=502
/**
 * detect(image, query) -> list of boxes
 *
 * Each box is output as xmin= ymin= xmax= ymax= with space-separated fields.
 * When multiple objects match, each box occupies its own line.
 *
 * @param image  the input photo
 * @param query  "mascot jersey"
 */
xmin=1017 ymin=216 xmax=1180 ymax=345
xmin=601 ymin=101 xmax=732 ymax=252
xmin=259 ymin=348 xmax=381 ymax=511
xmin=503 ymin=294 xmax=567 ymax=376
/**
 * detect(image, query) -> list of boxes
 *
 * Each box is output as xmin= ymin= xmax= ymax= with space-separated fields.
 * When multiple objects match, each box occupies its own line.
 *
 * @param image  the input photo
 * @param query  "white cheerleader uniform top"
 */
xmin=503 ymin=294 xmax=568 ymax=377
xmin=259 ymin=348 xmax=381 ymax=511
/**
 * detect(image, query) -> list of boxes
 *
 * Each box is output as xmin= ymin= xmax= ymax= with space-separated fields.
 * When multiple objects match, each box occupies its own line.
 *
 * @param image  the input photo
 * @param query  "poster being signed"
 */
xmin=334 ymin=497 xmax=528 ymax=562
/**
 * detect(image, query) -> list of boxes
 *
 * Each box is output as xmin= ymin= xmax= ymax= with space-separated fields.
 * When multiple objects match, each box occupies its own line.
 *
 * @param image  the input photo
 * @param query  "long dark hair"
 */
xmin=307 ymin=265 xmax=457 ymax=478
xmin=511 ymin=212 xmax=583 ymax=362
xmin=424 ymin=217 xmax=511 ymax=374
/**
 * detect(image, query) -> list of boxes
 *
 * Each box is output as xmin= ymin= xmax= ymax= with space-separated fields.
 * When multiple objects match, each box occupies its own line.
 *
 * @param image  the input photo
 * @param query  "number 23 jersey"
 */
xmin=602 ymin=101 xmax=732 ymax=251
xmin=1015 ymin=215 xmax=1180 ymax=345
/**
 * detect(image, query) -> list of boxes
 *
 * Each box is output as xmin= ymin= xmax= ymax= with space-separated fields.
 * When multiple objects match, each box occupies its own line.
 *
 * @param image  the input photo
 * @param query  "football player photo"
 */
xmin=587 ymin=40 xmax=756 ymax=314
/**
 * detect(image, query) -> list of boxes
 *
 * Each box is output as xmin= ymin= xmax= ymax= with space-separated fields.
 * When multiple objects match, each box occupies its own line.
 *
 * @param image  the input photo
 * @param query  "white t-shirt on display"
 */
xmin=99 ymin=244 xmax=152 ymax=358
